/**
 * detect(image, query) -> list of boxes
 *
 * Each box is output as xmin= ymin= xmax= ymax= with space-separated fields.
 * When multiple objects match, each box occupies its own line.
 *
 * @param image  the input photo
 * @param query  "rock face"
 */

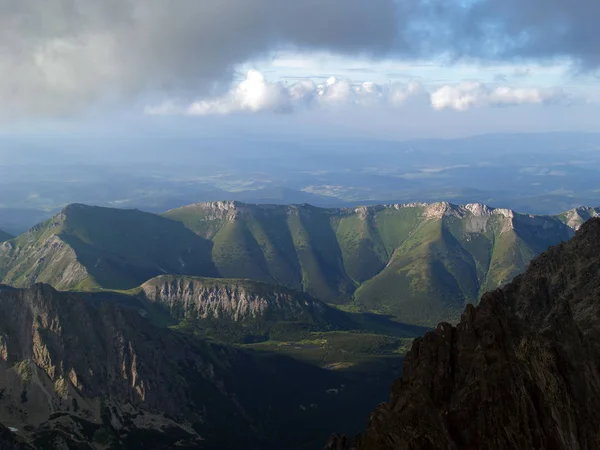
xmin=141 ymin=275 xmax=332 ymax=323
xmin=0 ymin=284 xmax=229 ymax=448
xmin=328 ymin=217 xmax=600 ymax=450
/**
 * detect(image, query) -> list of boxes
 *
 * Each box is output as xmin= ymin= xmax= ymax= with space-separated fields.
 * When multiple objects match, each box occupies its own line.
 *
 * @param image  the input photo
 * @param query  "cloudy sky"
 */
xmin=1 ymin=0 xmax=599 ymax=139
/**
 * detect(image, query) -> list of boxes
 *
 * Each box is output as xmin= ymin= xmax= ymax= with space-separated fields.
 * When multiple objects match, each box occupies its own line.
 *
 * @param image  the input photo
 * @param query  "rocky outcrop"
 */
xmin=328 ymin=218 xmax=600 ymax=450
xmin=0 ymin=284 xmax=281 ymax=448
xmin=0 ymin=284 xmax=223 ymax=447
xmin=141 ymin=275 xmax=331 ymax=323
xmin=560 ymin=206 xmax=600 ymax=230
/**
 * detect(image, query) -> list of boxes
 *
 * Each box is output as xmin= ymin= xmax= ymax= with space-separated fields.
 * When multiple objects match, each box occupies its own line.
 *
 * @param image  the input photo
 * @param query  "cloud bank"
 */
xmin=0 ymin=0 xmax=397 ymax=117
xmin=1 ymin=0 xmax=598 ymax=117
xmin=430 ymin=82 xmax=563 ymax=111
xmin=146 ymin=71 xmax=564 ymax=115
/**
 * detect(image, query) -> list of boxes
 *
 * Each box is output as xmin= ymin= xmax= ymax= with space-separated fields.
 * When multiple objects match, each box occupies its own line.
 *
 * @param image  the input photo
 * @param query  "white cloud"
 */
xmin=146 ymin=72 xmax=570 ymax=116
xmin=431 ymin=82 xmax=564 ymax=111
xmin=186 ymin=70 xmax=290 ymax=115
xmin=146 ymin=71 xmax=425 ymax=115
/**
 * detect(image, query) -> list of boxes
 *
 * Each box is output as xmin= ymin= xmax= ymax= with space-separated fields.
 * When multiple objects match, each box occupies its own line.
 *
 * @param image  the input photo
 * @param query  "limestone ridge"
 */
xmin=559 ymin=206 xmax=600 ymax=230
xmin=165 ymin=201 xmax=576 ymax=325
xmin=141 ymin=275 xmax=334 ymax=323
xmin=326 ymin=218 xmax=600 ymax=450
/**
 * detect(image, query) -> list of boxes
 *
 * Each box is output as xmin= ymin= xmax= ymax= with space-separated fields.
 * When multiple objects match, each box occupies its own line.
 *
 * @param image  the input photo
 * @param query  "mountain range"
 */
xmin=0 ymin=203 xmax=599 ymax=449
xmin=327 ymin=217 xmax=600 ymax=450
xmin=1 ymin=201 xmax=597 ymax=326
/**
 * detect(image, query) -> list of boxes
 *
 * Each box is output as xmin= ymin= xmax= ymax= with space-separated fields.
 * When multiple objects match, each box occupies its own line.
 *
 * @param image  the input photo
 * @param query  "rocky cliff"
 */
xmin=327 ymin=217 xmax=600 ymax=450
xmin=141 ymin=275 xmax=334 ymax=323
xmin=0 ymin=283 xmax=240 ymax=448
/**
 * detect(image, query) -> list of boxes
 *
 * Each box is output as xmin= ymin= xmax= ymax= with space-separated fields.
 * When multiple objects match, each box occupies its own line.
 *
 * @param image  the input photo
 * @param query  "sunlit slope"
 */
xmin=167 ymin=201 xmax=574 ymax=325
xmin=165 ymin=202 xmax=356 ymax=303
xmin=557 ymin=206 xmax=600 ymax=230
xmin=354 ymin=205 xmax=573 ymax=325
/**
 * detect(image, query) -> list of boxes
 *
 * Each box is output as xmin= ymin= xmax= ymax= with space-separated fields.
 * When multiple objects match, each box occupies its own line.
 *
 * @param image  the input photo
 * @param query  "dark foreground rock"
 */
xmin=328 ymin=218 xmax=600 ymax=450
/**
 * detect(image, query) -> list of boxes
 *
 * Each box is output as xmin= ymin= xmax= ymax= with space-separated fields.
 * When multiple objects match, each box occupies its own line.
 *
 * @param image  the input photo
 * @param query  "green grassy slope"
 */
xmin=354 ymin=207 xmax=573 ymax=326
xmin=0 ymin=205 xmax=219 ymax=290
xmin=167 ymin=201 xmax=575 ymax=326
xmin=166 ymin=203 xmax=356 ymax=302
xmin=0 ymin=201 xmax=578 ymax=327
xmin=354 ymin=218 xmax=475 ymax=325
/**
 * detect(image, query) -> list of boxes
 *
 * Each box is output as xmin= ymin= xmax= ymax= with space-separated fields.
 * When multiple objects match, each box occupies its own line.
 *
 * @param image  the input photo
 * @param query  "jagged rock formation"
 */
xmin=326 ymin=217 xmax=600 ymax=450
xmin=558 ymin=206 xmax=600 ymax=230
xmin=0 ymin=284 xmax=230 ymax=448
xmin=141 ymin=275 xmax=334 ymax=323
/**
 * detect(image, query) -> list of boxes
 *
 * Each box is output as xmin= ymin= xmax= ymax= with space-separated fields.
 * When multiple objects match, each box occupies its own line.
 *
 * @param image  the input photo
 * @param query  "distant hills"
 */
xmin=0 ymin=201 xmax=598 ymax=326
xmin=0 ymin=230 xmax=12 ymax=242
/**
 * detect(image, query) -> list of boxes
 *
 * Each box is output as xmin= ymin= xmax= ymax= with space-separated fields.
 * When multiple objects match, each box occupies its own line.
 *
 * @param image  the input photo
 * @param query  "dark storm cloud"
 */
xmin=0 ymin=0 xmax=598 ymax=117
xmin=0 ymin=0 xmax=398 ymax=116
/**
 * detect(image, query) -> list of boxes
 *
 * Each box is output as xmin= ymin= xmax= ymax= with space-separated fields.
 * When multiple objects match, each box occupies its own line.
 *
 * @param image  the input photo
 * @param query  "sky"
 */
xmin=1 ymin=0 xmax=599 ymax=139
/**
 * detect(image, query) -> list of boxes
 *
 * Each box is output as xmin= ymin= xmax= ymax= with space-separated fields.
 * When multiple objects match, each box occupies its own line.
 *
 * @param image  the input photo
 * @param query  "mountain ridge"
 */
xmin=0 ymin=201 xmax=592 ymax=326
xmin=166 ymin=200 xmax=577 ymax=325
